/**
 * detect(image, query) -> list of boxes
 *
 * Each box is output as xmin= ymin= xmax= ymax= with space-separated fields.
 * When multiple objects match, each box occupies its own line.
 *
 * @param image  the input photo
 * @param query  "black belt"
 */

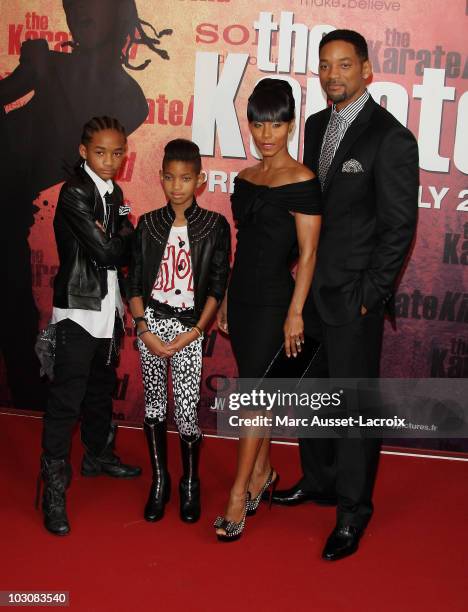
xmin=148 ymin=298 xmax=196 ymax=327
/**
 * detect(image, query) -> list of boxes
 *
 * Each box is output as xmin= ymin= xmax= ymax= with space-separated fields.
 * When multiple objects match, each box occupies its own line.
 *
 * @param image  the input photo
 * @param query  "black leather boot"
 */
xmin=144 ymin=420 xmax=171 ymax=522
xmin=81 ymin=423 xmax=142 ymax=478
xmin=37 ymin=455 xmax=72 ymax=536
xmin=179 ymin=433 xmax=202 ymax=523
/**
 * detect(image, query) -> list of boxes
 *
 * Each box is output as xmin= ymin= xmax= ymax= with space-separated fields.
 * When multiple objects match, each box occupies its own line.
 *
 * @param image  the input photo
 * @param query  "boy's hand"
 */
xmin=166 ymin=330 xmax=199 ymax=353
xmin=217 ymin=297 xmax=229 ymax=334
xmin=141 ymin=332 xmax=174 ymax=358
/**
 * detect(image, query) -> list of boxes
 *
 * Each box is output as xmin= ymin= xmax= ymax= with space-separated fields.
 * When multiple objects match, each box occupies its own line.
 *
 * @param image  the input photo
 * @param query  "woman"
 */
xmin=214 ymin=79 xmax=322 ymax=541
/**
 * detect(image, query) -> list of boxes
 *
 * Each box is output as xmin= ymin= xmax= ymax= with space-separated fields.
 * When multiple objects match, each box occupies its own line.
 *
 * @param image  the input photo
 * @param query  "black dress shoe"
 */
xmin=81 ymin=448 xmax=142 ymax=478
xmin=322 ymin=525 xmax=363 ymax=561
xmin=271 ymin=481 xmax=337 ymax=506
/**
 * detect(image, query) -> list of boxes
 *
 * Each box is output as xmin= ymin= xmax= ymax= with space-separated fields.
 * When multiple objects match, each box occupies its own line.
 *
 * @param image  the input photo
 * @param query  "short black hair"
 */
xmin=162 ymin=139 xmax=201 ymax=174
xmin=247 ymin=78 xmax=295 ymax=123
xmin=319 ymin=29 xmax=368 ymax=62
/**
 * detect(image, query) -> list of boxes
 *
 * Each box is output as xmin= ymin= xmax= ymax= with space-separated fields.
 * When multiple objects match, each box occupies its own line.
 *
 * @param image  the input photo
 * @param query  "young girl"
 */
xmin=129 ymin=139 xmax=231 ymax=524
xmin=39 ymin=116 xmax=141 ymax=537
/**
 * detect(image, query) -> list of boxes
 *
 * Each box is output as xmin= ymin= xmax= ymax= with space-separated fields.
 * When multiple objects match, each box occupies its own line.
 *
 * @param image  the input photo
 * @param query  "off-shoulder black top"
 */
xmin=229 ymin=176 xmax=322 ymax=306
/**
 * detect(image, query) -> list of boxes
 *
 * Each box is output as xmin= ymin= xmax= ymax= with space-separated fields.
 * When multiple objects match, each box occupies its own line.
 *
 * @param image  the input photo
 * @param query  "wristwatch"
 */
xmin=133 ymin=316 xmax=146 ymax=326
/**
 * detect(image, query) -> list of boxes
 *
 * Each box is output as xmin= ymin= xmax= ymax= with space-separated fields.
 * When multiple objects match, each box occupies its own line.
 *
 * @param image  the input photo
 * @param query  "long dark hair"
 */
xmin=247 ymin=79 xmax=295 ymax=123
xmin=119 ymin=0 xmax=172 ymax=70
xmin=62 ymin=0 xmax=172 ymax=70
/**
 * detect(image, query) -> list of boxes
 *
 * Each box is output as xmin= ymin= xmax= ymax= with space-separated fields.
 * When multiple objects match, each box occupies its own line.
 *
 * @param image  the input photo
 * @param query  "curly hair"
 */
xmin=120 ymin=0 xmax=173 ymax=70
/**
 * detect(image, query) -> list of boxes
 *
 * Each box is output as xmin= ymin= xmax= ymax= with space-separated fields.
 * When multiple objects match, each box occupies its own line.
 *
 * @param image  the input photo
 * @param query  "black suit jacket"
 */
xmin=303 ymin=97 xmax=419 ymax=326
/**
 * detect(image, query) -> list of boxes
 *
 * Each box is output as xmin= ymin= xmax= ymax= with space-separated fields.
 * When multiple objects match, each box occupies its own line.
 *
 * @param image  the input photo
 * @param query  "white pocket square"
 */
xmin=342 ymin=159 xmax=364 ymax=173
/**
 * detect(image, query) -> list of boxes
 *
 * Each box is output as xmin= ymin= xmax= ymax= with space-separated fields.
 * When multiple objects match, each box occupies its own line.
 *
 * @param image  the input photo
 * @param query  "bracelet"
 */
xmin=192 ymin=325 xmax=204 ymax=338
xmin=137 ymin=329 xmax=150 ymax=339
xmin=133 ymin=316 xmax=146 ymax=327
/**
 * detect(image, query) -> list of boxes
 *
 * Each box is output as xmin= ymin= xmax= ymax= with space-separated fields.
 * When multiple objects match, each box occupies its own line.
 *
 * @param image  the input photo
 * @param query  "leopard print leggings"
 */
xmin=138 ymin=307 xmax=202 ymax=437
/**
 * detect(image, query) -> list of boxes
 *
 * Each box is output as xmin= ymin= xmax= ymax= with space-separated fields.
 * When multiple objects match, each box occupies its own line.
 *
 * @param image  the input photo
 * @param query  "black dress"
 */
xmin=228 ymin=177 xmax=322 ymax=378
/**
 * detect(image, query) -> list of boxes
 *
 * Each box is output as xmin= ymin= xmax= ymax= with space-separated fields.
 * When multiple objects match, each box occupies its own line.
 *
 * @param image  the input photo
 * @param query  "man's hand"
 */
xmin=95 ymin=220 xmax=104 ymax=232
xmin=217 ymin=297 xmax=228 ymax=334
xmin=361 ymin=305 xmax=368 ymax=316
xmin=166 ymin=330 xmax=199 ymax=353
xmin=141 ymin=332 xmax=174 ymax=358
xmin=284 ymin=312 xmax=304 ymax=358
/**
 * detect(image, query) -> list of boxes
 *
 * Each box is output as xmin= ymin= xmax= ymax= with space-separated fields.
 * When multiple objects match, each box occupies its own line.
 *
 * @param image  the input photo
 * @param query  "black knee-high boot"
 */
xmin=143 ymin=420 xmax=171 ymax=522
xmin=179 ymin=433 xmax=202 ymax=523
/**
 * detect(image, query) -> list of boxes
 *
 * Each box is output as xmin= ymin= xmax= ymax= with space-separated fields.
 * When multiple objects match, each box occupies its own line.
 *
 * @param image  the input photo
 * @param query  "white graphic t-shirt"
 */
xmin=151 ymin=225 xmax=194 ymax=308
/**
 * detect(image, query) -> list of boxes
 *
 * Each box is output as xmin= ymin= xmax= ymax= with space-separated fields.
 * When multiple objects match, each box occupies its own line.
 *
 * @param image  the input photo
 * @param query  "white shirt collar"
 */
xmin=332 ymin=89 xmax=370 ymax=124
xmin=84 ymin=162 xmax=114 ymax=197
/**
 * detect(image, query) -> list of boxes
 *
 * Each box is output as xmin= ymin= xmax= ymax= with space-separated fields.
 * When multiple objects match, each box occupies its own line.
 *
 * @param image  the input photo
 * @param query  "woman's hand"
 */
xmin=166 ymin=330 xmax=199 ymax=353
xmin=217 ymin=296 xmax=229 ymax=334
xmin=284 ymin=312 xmax=304 ymax=358
xmin=141 ymin=332 xmax=174 ymax=358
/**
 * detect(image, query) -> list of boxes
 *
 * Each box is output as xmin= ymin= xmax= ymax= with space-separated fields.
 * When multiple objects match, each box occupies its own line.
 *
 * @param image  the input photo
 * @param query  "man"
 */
xmin=272 ymin=30 xmax=419 ymax=560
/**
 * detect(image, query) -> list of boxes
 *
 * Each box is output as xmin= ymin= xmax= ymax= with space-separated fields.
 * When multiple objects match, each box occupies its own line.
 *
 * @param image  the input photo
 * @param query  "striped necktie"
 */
xmin=318 ymin=111 xmax=343 ymax=190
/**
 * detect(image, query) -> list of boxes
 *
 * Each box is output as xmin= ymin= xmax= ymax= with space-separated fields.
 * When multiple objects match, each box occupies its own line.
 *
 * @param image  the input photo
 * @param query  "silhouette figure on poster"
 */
xmin=0 ymin=0 xmax=172 ymax=408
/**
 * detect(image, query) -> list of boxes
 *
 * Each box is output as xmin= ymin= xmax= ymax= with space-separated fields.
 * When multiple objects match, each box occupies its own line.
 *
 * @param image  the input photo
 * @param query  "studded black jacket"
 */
xmin=128 ymin=200 xmax=231 ymax=317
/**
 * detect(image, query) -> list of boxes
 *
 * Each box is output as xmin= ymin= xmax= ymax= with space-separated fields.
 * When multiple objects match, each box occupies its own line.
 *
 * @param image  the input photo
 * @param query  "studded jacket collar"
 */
xmin=128 ymin=200 xmax=231 ymax=316
xmin=143 ymin=199 xmax=222 ymax=246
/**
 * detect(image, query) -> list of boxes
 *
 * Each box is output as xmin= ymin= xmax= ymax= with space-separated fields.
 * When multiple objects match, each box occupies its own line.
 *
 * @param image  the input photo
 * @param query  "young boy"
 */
xmin=129 ymin=139 xmax=230 ymax=523
xmin=39 ymin=117 xmax=141 ymax=536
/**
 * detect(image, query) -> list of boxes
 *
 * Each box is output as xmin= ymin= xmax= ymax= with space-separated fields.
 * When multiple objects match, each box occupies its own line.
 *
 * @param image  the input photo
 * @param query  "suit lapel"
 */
xmin=323 ymin=98 xmax=376 ymax=193
xmin=309 ymin=109 xmax=331 ymax=174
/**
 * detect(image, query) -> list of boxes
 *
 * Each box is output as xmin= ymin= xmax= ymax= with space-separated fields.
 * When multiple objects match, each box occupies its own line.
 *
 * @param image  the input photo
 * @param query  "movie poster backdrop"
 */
xmin=0 ymin=0 xmax=466 ymax=451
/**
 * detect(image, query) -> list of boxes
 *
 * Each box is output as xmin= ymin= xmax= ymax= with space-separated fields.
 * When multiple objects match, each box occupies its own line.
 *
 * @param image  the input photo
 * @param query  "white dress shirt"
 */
xmin=51 ymin=162 xmax=124 ymax=338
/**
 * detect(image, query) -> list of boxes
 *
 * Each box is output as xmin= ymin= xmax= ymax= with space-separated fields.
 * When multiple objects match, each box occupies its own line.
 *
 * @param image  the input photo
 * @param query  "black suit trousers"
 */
xmin=42 ymin=319 xmax=116 ymax=459
xmin=301 ymin=304 xmax=384 ymax=529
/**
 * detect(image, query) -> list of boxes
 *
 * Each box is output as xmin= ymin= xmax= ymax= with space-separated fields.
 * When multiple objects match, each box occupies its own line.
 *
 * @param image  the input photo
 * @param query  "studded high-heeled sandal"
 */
xmin=214 ymin=493 xmax=251 ymax=542
xmin=246 ymin=469 xmax=279 ymax=516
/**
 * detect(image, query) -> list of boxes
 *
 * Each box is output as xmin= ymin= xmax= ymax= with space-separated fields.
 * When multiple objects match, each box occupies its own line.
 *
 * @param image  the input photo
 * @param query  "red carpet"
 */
xmin=0 ymin=412 xmax=467 ymax=612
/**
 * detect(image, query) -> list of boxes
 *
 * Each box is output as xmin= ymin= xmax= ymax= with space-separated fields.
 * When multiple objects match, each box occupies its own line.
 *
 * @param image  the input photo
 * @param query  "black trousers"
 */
xmin=42 ymin=319 xmax=116 ymax=459
xmin=301 ymin=303 xmax=385 ymax=529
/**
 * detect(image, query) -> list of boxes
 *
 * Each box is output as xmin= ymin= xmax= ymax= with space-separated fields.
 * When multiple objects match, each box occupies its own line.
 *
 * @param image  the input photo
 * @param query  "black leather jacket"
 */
xmin=52 ymin=166 xmax=133 ymax=311
xmin=128 ymin=200 xmax=231 ymax=319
